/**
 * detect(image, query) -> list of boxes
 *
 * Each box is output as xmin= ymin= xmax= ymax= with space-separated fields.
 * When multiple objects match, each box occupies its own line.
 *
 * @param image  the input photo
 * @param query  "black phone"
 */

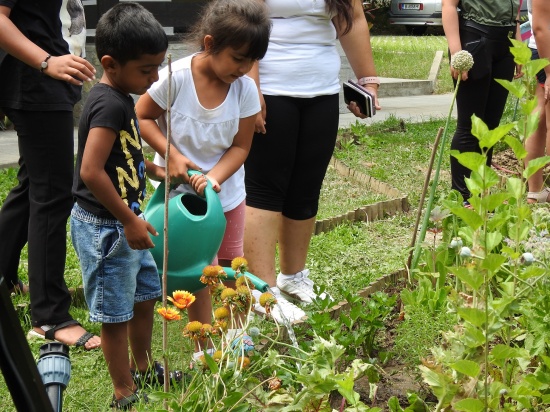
xmin=343 ymin=80 xmax=375 ymax=118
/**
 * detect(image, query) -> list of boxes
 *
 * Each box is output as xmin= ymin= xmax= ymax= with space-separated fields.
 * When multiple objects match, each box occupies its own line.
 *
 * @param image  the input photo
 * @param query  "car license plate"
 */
xmin=400 ymin=3 xmax=420 ymax=10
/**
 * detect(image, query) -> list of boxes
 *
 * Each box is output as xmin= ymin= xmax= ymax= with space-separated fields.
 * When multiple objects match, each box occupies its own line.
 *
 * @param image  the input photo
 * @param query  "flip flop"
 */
xmin=27 ymin=320 xmax=100 ymax=350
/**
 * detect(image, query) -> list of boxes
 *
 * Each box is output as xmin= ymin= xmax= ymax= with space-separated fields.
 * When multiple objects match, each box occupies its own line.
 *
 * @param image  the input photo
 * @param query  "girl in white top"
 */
xmin=136 ymin=0 xmax=271 ymax=352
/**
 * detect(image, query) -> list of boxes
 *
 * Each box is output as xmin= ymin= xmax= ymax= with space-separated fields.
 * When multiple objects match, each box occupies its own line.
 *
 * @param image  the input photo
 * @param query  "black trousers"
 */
xmin=0 ymin=109 xmax=74 ymax=327
xmin=450 ymin=21 xmax=516 ymax=202
xmin=245 ymin=94 xmax=339 ymax=220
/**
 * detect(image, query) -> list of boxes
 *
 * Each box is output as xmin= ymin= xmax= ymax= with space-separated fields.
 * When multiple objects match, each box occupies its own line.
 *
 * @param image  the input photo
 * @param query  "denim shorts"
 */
xmin=70 ymin=203 xmax=161 ymax=323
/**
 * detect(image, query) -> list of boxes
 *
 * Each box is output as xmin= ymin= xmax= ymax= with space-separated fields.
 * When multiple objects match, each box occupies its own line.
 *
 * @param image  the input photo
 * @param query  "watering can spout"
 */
xmin=222 ymin=267 xmax=269 ymax=293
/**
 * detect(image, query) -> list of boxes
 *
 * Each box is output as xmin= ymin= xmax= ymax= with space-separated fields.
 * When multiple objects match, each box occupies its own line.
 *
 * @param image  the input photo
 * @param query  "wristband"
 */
xmin=357 ymin=76 xmax=380 ymax=87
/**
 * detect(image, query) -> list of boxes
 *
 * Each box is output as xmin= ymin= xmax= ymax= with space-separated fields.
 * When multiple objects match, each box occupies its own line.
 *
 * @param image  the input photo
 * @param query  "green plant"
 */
xmin=305 ymin=290 xmax=396 ymax=363
xmin=415 ymin=39 xmax=550 ymax=411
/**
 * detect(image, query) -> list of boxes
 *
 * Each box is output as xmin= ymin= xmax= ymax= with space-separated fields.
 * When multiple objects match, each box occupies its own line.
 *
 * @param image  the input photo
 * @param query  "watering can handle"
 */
xmin=146 ymin=170 xmax=211 ymax=210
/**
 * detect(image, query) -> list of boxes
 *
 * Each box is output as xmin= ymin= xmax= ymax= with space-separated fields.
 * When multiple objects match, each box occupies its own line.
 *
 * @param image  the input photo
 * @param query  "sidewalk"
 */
xmin=0 ymin=92 xmax=456 ymax=170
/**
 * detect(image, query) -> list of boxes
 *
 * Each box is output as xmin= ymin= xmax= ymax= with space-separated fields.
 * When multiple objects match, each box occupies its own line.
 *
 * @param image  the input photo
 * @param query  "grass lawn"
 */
xmin=370 ymin=35 xmax=454 ymax=94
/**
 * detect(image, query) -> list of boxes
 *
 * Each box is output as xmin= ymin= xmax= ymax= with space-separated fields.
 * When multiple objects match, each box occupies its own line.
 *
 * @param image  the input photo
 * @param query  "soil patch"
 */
xmin=328 ymin=280 xmax=436 ymax=410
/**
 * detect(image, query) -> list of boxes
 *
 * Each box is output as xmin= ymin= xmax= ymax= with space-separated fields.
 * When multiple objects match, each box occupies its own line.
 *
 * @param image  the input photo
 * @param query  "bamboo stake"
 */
xmin=407 ymin=127 xmax=443 ymax=271
xmin=162 ymin=54 xmax=172 ymax=396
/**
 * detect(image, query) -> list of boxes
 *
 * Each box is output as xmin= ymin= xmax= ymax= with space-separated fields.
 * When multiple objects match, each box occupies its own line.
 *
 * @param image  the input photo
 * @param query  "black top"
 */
xmin=0 ymin=0 xmax=85 ymax=111
xmin=73 ymin=83 xmax=147 ymax=219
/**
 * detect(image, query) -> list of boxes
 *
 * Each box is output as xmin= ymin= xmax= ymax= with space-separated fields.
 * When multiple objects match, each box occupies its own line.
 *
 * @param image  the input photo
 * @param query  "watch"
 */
xmin=357 ymin=76 xmax=380 ymax=87
xmin=40 ymin=54 xmax=52 ymax=73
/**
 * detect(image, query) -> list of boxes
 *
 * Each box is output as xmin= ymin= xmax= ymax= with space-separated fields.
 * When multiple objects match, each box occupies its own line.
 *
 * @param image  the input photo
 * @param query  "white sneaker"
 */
xmin=276 ymin=269 xmax=329 ymax=304
xmin=252 ymin=288 xmax=306 ymax=324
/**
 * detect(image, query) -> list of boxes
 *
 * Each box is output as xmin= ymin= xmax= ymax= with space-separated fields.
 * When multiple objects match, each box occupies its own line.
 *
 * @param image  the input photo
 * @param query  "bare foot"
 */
xmin=33 ymin=324 xmax=101 ymax=350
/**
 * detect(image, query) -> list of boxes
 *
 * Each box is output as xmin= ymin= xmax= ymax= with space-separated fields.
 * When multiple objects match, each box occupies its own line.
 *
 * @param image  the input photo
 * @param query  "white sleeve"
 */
xmin=239 ymin=76 xmax=261 ymax=119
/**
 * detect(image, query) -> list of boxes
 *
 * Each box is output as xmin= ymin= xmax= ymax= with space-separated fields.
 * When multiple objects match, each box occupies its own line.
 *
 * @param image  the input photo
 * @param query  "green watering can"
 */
xmin=144 ymin=171 xmax=268 ymax=294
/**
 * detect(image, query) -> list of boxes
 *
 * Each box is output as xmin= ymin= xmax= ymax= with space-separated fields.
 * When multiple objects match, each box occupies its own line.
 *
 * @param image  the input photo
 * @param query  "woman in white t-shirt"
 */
xmin=136 ymin=0 xmax=270 ymax=357
xmin=243 ymin=0 xmax=380 ymax=320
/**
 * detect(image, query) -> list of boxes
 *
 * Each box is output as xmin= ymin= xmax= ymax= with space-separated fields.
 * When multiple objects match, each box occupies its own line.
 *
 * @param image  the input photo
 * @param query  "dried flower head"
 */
xmin=200 ymin=265 xmax=226 ymax=286
xmin=200 ymin=323 xmax=213 ymax=339
xmin=231 ymin=257 xmax=248 ymax=273
xmin=232 ymin=285 xmax=254 ymax=313
xmin=157 ymin=307 xmax=181 ymax=321
xmin=167 ymin=290 xmax=195 ymax=310
xmin=213 ymin=319 xmax=228 ymax=334
xmin=210 ymin=283 xmax=226 ymax=304
xmin=183 ymin=321 xmax=203 ymax=340
xmin=235 ymin=275 xmax=255 ymax=290
xmin=268 ymin=377 xmax=282 ymax=391
xmin=451 ymin=50 xmax=474 ymax=73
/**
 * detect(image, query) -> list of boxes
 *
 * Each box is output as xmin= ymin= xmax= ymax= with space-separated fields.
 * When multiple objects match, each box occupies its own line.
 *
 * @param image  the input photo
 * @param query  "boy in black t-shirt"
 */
xmin=70 ymin=3 xmax=178 ymax=408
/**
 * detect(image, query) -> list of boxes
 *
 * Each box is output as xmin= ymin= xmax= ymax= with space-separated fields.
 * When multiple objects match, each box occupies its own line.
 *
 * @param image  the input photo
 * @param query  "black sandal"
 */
xmin=131 ymin=360 xmax=183 ymax=388
xmin=9 ymin=279 xmax=29 ymax=296
xmin=110 ymin=389 xmax=148 ymax=410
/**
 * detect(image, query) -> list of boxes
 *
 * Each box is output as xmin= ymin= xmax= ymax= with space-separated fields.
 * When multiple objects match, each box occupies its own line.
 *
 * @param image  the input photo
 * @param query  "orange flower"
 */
xmin=157 ymin=307 xmax=181 ymax=321
xmin=168 ymin=290 xmax=195 ymax=310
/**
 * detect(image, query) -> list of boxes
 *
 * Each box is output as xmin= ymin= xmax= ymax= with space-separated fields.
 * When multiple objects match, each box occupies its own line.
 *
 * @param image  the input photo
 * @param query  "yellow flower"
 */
xmin=235 ymin=275 xmax=255 ymax=290
xmin=259 ymin=292 xmax=277 ymax=316
xmin=259 ymin=292 xmax=276 ymax=307
xmin=167 ymin=290 xmax=195 ymax=310
xmin=212 ymin=350 xmax=223 ymax=362
xmin=220 ymin=287 xmax=237 ymax=303
xmin=200 ymin=265 xmax=226 ymax=286
xmin=214 ymin=306 xmax=230 ymax=320
xmin=236 ymin=356 xmax=251 ymax=369
xmin=183 ymin=321 xmax=203 ymax=340
xmin=231 ymin=257 xmax=248 ymax=273
xmin=157 ymin=307 xmax=181 ymax=321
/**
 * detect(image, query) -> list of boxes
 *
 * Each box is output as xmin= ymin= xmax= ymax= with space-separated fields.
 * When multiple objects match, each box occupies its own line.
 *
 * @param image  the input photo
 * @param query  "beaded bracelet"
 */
xmin=357 ymin=76 xmax=380 ymax=87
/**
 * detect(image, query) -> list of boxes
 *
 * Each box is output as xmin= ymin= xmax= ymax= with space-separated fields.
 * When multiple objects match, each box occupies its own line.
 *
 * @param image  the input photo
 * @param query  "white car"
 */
xmin=388 ymin=0 xmax=442 ymax=35
xmin=388 ymin=0 xmax=528 ymax=36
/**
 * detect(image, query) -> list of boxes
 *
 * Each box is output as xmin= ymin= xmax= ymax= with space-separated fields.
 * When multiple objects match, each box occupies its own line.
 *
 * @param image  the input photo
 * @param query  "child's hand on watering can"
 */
xmin=169 ymin=152 xmax=201 ymax=185
xmin=145 ymin=160 xmax=165 ymax=182
xmin=189 ymin=174 xmax=220 ymax=196
xmin=124 ymin=216 xmax=157 ymax=250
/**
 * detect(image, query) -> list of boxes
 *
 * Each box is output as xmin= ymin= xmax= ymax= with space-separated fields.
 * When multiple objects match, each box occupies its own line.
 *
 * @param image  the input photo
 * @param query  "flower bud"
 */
xmin=521 ymin=252 xmax=534 ymax=266
xmin=459 ymin=246 xmax=472 ymax=258
xmin=450 ymin=237 xmax=463 ymax=249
